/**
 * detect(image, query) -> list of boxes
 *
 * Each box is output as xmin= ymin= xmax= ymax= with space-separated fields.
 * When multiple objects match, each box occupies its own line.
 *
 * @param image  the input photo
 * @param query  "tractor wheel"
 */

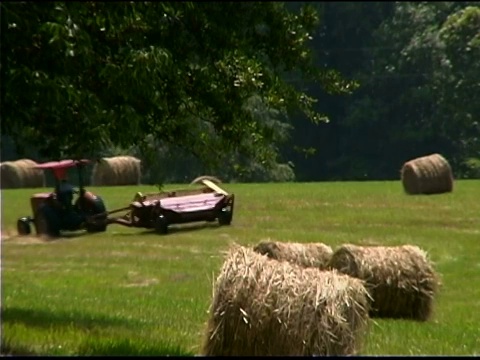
xmin=35 ymin=206 xmax=61 ymax=238
xmin=218 ymin=207 xmax=233 ymax=226
xmin=80 ymin=195 xmax=108 ymax=233
xmin=154 ymin=215 xmax=169 ymax=235
xmin=17 ymin=217 xmax=32 ymax=236
xmin=89 ymin=197 xmax=108 ymax=233
xmin=85 ymin=221 xmax=107 ymax=233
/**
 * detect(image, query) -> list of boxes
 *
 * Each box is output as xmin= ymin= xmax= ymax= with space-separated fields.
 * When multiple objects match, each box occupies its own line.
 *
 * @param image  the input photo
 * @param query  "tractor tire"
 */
xmin=80 ymin=195 xmax=108 ymax=233
xmin=92 ymin=196 xmax=107 ymax=214
xmin=154 ymin=215 xmax=169 ymax=235
xmin=35 ymin=206 xmax=61 ymax=238
xmin=85 ymin=222 xmax=107 ymax=233
xmin=17 ymin=217 xmax=32 ymax=236
xmin=218 ymin=207 xmax=233 ymax=226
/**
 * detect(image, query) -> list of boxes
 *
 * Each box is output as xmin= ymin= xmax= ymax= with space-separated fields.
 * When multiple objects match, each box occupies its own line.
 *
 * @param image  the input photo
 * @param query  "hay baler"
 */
xmin=17 ymin=159 xmax=108 ymax=237
xmin=87 ymin=179 xmax=235 ymax=234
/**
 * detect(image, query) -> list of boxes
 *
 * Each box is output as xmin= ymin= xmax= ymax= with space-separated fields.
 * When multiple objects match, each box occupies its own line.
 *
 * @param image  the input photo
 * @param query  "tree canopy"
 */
xmin=3 ymin=2 xmax=479 ymax=182
xmin=284 ymin=1 xmax=480 ymax=180
xmin=1 ymin=1 xmax=355 ymax=169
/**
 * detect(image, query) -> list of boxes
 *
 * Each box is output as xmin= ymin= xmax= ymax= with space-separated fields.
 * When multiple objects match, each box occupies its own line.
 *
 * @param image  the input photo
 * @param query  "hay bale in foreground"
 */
xmin=91 ymin=156 xmax=141 ymax=186
xmin=202 ymin=245 xmax=370 ymax=356
xmin=0 ymin=159 xmax=45 ymax=189
xmin=190 ymin=175 xmax=222 ymax=185
xmin=401 ymin=153 xmax=453 ymax=195
xmin=328 ymin=244 xmax=439 ymax=321
xmin=253 ymin=240 xmax=333 ymax=270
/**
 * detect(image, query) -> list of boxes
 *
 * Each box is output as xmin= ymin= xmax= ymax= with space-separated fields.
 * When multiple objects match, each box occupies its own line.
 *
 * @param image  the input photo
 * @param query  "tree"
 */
xmin=436 ymin=6 xmax=480 ymax=174
xmin=1 ymin=1 xmax=354 ymax=173
xmin=328 ymin=2 xmax=479 ymax=179
xmin=280 ymin=2 xmax=395 ymax=180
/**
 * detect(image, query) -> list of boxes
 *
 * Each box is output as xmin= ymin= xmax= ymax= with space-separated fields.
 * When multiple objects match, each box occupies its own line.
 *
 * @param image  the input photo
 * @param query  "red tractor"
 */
xmin=16 ymin=159 xmax=107 ymax=237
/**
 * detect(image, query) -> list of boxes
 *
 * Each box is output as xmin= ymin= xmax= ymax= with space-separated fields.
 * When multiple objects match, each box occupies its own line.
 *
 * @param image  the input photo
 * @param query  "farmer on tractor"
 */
xmin=17 ymin=159 xmax=108 ymax=237
xmin=39 ymin=178 xmax=85 ymax=236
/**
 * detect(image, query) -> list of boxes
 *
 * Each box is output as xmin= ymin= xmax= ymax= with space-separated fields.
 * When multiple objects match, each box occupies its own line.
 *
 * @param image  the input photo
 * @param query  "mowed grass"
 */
xmin=1 ymin=181 xmax=480 ymax=355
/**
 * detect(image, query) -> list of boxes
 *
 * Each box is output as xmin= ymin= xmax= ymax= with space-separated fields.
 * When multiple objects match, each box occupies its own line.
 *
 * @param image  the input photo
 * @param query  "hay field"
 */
xmin=1 ymin=181 xmax=480 ymax=355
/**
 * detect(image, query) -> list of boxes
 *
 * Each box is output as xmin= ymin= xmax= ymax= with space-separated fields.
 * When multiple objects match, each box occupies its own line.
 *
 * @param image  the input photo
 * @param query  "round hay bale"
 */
xmin=0 ymin=159 xmax=45 ymax=189
xmin=190 ymin=175 xmax=222 ymax=185
xmin=253 ymin=240 xmax=333 ymax=270
xmin=400 ymin=153 xmax=453 ymax=195
xmin=202 ymin=245 xmax=371 ymax=356
xmin=91 ymin=156 xmax=141 ymax=186
xmin=327 ymin=244 xmax=440 ymax=321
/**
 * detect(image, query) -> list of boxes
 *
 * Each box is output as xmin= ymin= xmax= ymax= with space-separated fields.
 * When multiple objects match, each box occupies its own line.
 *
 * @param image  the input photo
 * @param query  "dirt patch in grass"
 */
xmin=122 ymin=278 xmax=160 ymax=288
xmin=1 ymin=229 xmax=47 ymax=244
xmin=110 ymin=251 xmax=131 ymax=258
xmin=1 ymin=228 xmax=18 ymax=240
xmin=120 ymin=271 xmax=160 ymax=288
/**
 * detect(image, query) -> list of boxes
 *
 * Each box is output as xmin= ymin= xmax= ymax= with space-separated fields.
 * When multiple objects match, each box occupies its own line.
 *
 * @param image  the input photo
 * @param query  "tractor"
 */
xmin=16 ymin=159 xmax=108 ymax=237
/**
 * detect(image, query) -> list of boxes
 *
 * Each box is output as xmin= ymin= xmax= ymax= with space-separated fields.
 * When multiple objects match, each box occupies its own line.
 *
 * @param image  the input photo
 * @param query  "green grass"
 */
xmin=2 ymin=181 xmax=480 ymax=355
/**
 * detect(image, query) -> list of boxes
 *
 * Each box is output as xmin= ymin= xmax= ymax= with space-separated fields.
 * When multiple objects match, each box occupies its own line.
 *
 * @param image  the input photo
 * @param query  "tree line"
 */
xmin=2 ymin=2 xmax=479 ymax=183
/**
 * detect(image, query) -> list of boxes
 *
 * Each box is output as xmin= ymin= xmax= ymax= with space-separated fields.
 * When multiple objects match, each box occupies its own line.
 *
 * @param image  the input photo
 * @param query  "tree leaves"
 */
xmin=1 ymin=2 xmax=353 ymax=169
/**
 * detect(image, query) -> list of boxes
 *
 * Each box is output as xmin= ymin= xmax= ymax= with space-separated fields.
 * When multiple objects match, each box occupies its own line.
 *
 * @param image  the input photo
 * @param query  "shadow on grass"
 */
xmin=77 ymin=337 xmax=195 ymax=356
xmin=1 ymin=332 xmax=195 ymax=357
xmin=112 ymin=221 xmax=227 ymax=237
xmin=0 ymin=339 xmax=37 ymax=356
xmin=57 ymin=231 xmax=91 ymax=241
xmin=2 ymin=307 xmax=161 ymax=356
xmin=7 ymin=230 xmax=91 ymax=244
xmin=1 ymin=306 xmax=141 ymax=331
xmin=26 ymin=230 xmax=92 ymax=243
xmin=2 ymin=307 xmax=196 ymax=356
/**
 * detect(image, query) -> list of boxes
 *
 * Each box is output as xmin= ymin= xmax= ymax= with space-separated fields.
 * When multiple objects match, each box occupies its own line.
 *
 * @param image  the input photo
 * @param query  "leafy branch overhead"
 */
xmin=1 ymin=1 xmax=356 ymax=166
